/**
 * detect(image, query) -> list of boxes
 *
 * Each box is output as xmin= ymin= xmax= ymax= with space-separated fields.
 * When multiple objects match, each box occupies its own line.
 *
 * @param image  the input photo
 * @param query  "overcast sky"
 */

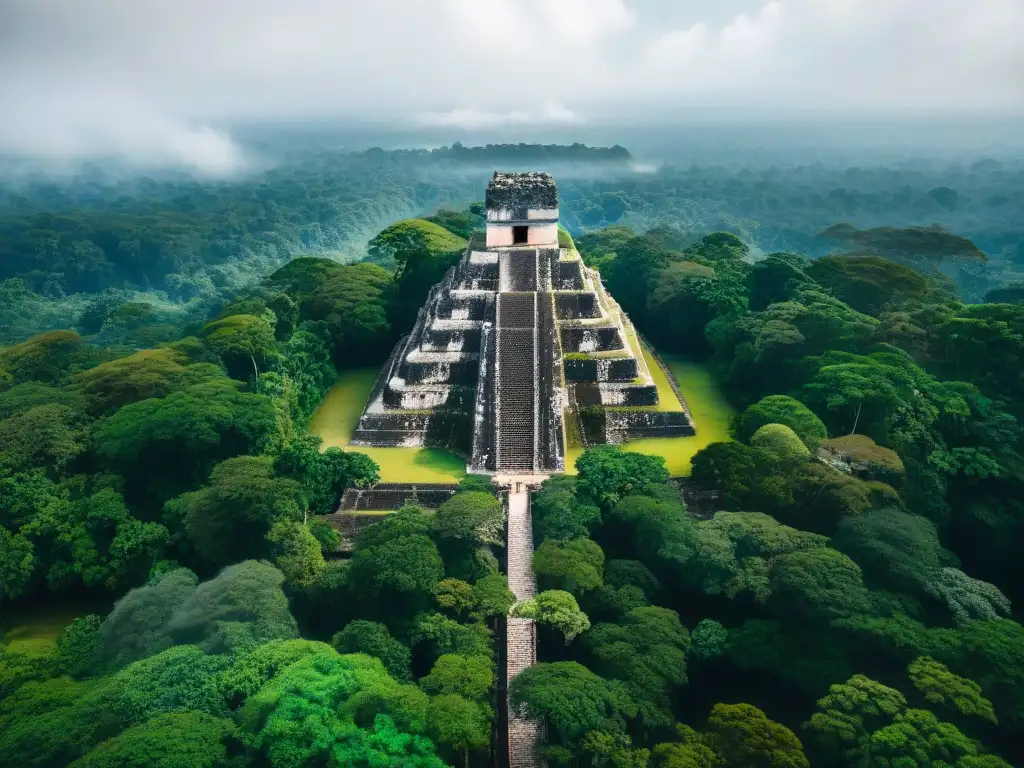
xmin=1 ymin=0 xmax=1022 ymax=172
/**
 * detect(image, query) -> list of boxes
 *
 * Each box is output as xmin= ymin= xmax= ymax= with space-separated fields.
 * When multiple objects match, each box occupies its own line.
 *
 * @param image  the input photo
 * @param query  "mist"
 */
xmin=2 ymin=0 xmax=1022 ymax=175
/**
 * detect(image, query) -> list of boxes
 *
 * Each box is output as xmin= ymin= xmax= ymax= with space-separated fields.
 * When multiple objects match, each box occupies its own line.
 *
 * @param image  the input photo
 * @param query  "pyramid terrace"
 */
xmin=349 ymin=171 xmax=694 ymax=474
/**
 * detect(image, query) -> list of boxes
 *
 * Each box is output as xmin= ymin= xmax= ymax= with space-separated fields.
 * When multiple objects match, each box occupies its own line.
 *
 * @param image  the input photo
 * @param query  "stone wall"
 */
xmin=564 ymin=356 xmax=638 ymax=383
xmin=355 ymin=412 xmax=432 ymax=432
xmin=325 ymin=483 xmax=462 ymax=553
xmin=422 ymin=327 xmax=482 ymax=351
xmin=537 ymin=292 xmax=565 ymax=473
xmin=560 ymin=326 xmax=623 ymax=353
xmin=470 ymin=322 xmax=496 ymax=472
xmin=556 ymin=259 xmax=585 ymax=290
xmin=605 ymin=410 xmax=695 ymax=441
xmin=526 ymin=223 xmax=558 ymax=247
xmin=362 ymin=336 xmax=408 ymax=412
xmin=485 ymin=170 xmax=557 ymax=210
xmin=399 ymin=358 xmax=478 ymax=386
xmin=455 ymin=260 xmax=499 ymax=291
xmin=598 ymin=384 xmax=659 ymax=406
xmin=578 ymin=406 xmax=607 ymax=445
xmin=555 ymin=291 xmax=601 ymax=320
xmin=425 ymin=410 xmax=474 ymax=451
xmin=435 ymin=294 xmax=490 ymax=321
xmin=337 ymin=483 xmax=461 ymax=512
xmin=573 ymin=382 xmax=659 ymax=407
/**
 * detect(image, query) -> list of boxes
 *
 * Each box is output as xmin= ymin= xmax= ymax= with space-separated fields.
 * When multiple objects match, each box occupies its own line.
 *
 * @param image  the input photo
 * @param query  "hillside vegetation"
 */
xmin=510 ymin=222 xmax=1024 ymax=766
xmin=2 ymin=142 xmax=1022 ymax=344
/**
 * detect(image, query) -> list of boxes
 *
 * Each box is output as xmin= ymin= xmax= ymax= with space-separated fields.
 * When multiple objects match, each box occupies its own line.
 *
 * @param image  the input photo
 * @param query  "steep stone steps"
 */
xmin=499 ymin=250 xmax=539 ymax=292
xmin=496 ymin=293 xmax=538 ymax=472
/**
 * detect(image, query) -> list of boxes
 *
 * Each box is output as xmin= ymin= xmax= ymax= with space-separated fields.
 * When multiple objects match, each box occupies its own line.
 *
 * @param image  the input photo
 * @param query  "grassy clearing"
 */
xmin=643 ymin=347 xmax=685 ymax=413
xmin=564 ymin=408 xmax=585 ymax=450
xmin=564 ymin=355 xmax=735 ymax=477
xmin=309 ymin=368 xmax=467 ymax=483
xmin=1 ymin=600 xmax=110 ymax=651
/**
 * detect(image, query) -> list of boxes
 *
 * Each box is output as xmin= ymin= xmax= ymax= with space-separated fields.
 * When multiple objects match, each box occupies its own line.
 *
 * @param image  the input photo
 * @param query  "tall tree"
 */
xmin=511 ymin=590 xmax=592 ymax=644
xmin=165 ymin=560 xmax=298 ymax=653
xmin=167 ymin=456 xmax=304 ymax=568
xmin=69 ymin=712 xmax=239 ymax=768
xmin=583 ymin=606 xmax=690 ymax=729
xmin=509 ymin=662 xmax=636 ymax=749
xmin=706 ymin=702 xmax=809 ymax=768
xmin=94 ymin=380 xmax=280 ymax=504
xmin=533 ymin=538 xmax=605 ymax=594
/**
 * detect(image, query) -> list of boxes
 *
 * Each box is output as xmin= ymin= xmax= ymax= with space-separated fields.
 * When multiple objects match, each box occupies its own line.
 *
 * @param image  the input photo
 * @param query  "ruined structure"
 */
xmin=350 ymin=171 xmax=693 ymax=471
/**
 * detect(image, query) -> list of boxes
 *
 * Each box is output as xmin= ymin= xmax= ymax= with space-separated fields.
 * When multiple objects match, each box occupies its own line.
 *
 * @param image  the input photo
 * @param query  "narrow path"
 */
xmin=504 ymin=479 xmax=545 ymax=768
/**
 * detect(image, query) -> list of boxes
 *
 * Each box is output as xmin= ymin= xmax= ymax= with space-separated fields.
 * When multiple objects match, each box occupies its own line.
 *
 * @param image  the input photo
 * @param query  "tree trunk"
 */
xmin=850 ymin=401 xmax=862 ymax=435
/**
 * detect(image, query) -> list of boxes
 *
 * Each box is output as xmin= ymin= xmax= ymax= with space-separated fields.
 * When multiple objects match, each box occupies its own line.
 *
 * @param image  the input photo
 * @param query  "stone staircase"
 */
xmin=500 ymin=249 xmax=539 ymax=292
xmin=496 ymin=293 xmax=538 ymax=472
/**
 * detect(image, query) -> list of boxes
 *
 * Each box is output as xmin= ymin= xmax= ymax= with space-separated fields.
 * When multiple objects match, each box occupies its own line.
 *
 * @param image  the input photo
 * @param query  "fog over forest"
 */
xmin=2 ymin=0 xmax=1023 ymax=173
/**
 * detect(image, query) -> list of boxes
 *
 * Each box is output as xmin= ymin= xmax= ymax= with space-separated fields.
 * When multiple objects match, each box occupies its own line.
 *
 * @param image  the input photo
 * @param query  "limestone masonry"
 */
xmin=350 ymin=171 xmax=694 ymax=473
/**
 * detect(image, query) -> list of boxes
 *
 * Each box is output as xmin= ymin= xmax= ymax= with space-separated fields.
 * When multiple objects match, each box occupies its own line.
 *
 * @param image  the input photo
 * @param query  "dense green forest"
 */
xmin=2 ymin=142 xmax=1024 ymax=767
xmin=513 ymin=225 xmax=1024 ymax=766
xmin=1 ymin=142 xmax=1022 ymax=343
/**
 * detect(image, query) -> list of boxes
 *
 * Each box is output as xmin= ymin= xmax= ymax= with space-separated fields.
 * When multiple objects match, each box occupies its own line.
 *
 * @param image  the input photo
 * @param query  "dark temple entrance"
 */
xmin=512 ymin=225 xmax=529 ymax=244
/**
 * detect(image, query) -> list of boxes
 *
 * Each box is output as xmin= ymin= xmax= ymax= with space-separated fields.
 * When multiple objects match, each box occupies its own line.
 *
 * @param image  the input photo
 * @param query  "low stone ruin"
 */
xmin=337 ymin=482 xmax=460 ymax=511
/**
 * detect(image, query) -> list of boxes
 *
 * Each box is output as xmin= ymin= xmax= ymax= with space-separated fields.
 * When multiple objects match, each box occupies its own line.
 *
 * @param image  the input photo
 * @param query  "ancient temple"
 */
xmin=350 ymin=171 xmax=694 ymax=473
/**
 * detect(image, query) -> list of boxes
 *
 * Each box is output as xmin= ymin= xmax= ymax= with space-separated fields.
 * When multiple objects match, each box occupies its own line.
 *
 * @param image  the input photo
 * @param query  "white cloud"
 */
xmin=0 ymin=0 xmax=1021 ymax=170
xmin=631 ymin=0 xmax=1024 ymax=110
xmin=0 ymin=83 xmax=245 ymax=175
xmin=536 ymin=0 xmax=636 ymax=45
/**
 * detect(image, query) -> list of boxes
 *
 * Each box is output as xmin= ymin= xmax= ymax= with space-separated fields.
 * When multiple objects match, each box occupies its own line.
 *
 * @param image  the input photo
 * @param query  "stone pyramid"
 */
xmin=350 ymin=171 xmax=693 ymax=473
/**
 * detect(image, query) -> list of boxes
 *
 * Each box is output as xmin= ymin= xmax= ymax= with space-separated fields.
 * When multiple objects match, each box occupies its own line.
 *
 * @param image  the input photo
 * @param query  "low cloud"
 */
xmin=0 ymin=0 xmax=1022 ymax=172
xmin=0 ymin=85 xmax=245 ymax=175
xmin=417 ymin=102 xmax=582 ymax=130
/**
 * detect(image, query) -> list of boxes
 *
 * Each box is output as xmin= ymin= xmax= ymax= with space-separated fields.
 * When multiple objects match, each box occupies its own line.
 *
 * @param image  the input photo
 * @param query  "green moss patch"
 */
xmin=309 ymin=368 xmax=466 ymax=483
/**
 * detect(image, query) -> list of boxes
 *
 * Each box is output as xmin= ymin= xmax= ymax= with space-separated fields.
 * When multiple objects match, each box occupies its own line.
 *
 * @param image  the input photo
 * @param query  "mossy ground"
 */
xmin=1 ymin=599 xmax=111 ymax=651
xmin=564 ymin=355 xmax=735 ymax=477
xmin=644 ymin=347 xmax=686 ymax=413
xmin=309 ymin=369 xmax=467 ymax=483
